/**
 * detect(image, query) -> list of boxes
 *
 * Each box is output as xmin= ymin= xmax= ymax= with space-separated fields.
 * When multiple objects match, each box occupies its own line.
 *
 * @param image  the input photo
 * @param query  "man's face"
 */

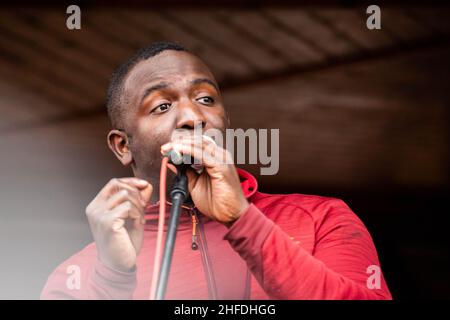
xmin=118 ymin=50 xmax=228 ymax=177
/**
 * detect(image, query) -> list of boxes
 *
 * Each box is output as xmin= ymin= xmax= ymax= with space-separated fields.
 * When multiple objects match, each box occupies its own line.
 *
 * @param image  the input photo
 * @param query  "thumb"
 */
xmin=185 ymin=168 xmax=200 ymax=193
xmin=139 ymin=183 xmax=153 ymax=204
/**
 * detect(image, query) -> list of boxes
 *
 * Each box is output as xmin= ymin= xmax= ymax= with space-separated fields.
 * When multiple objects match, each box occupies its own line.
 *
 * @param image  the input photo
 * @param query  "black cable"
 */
xmin=155 ymin=165 xmax=188 ymax=300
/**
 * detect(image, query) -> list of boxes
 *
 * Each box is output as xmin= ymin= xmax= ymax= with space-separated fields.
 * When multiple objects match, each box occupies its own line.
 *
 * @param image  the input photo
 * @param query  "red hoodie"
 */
xmin=41 ymin=169 xmax=392 ymax=300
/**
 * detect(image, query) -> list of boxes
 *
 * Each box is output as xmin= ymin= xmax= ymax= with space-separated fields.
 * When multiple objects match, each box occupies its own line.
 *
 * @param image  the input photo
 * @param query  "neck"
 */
xmin=132 ymin=167 xmax=176 ymax=203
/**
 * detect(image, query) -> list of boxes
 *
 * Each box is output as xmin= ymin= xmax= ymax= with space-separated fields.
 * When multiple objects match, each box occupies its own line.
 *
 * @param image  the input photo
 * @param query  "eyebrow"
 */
xmin=190 ymin=78 xmax=220 ymax=92
xmin=139 ymin=82 xmax=170 ymax=107
xmin=139 ymin=78 xmax=220 ymax=107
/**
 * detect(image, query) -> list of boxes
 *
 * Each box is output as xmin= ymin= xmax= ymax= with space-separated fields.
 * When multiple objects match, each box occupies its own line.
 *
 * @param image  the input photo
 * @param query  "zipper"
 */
xmin=190 ymin=208 xmax=218 ymax=300
xmin=190 ymin=213 xmax=199 ymax=250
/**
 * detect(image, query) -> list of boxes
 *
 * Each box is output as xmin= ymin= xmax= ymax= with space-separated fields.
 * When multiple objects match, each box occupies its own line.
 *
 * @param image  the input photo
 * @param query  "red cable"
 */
xmin=149 ymin=156 xmax=169 ymax=300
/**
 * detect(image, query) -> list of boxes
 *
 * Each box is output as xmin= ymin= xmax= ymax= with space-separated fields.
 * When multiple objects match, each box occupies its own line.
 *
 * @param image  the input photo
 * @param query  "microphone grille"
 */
xmin=169 ymin=150 xmax=184 ymax=165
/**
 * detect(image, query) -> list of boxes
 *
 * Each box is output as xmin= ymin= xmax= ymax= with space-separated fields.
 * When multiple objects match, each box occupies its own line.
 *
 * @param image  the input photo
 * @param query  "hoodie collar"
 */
xmin=236 ymin=168 xmax=258 ymax=199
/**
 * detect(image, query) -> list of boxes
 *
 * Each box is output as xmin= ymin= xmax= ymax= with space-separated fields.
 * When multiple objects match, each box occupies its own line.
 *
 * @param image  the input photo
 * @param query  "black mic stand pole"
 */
xmin=155 ymin=164 xmax=188 ymax=300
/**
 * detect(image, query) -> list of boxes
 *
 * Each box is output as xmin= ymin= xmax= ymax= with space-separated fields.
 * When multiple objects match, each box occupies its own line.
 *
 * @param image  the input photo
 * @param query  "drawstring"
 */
xmin=191 ymin=212 xmax=199 ymax=250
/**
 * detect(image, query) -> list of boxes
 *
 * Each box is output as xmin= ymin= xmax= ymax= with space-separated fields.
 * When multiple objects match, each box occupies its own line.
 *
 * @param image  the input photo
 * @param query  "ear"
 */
xmin=225 ymin=111 xmax=231 ymax=127
xmin=107 ymin=129 xmax=133 ymax=166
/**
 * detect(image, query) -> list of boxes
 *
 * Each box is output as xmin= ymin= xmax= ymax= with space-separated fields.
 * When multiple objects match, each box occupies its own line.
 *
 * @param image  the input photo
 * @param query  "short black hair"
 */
xmin=106 ymin=41 xmax=188 ymax=129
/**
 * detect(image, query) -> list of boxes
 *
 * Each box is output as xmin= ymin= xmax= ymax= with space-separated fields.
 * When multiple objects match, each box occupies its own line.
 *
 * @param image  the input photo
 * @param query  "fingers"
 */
xmin=106 ymin=189 xmax=143 ymax=211
xmin=116 ymin=177 xmax=150 ymax=188
xmin=165 ymin=135 xmax=216 ymax=152
xmin=139 ymin=183 xmax=153 ymax=206
xmin=107 ymin=201 xmax=143 ymax=231
xmin=112 ymin=179 xmax=153 ymax=207
xmin=165 ymin=143 xmax=215 ymax=167
xmin=97 ymin=177 xmax=149 ymax=201
xmin=161 ymin=136 xmax=232 ymax=168
xmin=86 ymin=177 xmax=153 ymax=225
xmin=102 ymin=180 xmax=152 ymax=227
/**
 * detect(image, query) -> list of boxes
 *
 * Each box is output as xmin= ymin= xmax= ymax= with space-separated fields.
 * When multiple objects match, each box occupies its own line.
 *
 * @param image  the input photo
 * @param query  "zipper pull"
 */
xmin=191 ymin=212 xmax=199 ymax=250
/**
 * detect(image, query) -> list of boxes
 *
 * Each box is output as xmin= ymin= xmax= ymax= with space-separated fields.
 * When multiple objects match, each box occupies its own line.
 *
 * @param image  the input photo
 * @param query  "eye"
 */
xmin=197 ymin=96 xmax=214 ymax=105
xmin=151 ymin=103 xmax=172 ymax=114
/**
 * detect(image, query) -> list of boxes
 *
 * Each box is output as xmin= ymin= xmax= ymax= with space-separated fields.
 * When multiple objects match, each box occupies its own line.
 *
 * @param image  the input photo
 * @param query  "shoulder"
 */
xmin=53 ymin=242 xmax=98 ymax=270
xmin=249 ymin=192 xmax=372 ymax=253
xmin=250 ymin=191 xmax=352 ymax=223
xmin=40 ymin=242 xmax=97 ymax=299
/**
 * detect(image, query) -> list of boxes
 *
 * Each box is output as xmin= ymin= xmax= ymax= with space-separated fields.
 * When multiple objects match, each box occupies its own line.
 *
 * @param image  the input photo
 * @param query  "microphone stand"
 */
xmin=155 ymin=164 xmax=188 ymax=300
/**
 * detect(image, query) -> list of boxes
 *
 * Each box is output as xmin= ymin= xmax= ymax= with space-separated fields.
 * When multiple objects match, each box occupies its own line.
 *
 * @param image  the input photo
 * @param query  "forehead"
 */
xmin=123 ymin=50 xmax=215 ymax=94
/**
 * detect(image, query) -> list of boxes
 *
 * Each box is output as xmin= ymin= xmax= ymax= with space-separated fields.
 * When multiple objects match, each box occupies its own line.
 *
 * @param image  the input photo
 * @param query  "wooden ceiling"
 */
xmin=0 ymin=4 xmax=449 ymax=191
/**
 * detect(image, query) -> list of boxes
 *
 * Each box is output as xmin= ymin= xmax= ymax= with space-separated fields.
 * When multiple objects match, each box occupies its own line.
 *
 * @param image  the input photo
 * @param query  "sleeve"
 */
xmin=223 ymin=200 xmax=392 ymax=300
xmin=40 ymin=247 xmax=137 ymax=300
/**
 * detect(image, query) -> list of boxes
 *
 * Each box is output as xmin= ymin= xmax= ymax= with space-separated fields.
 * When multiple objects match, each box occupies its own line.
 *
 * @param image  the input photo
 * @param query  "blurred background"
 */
xmin=0 ymin=1 xmax=449 ymax=299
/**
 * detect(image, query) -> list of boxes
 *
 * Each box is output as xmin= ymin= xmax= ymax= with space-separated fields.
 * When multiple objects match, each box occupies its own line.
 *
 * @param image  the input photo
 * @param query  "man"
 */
xmin=41 ymin=42 xmax=392 ymax=300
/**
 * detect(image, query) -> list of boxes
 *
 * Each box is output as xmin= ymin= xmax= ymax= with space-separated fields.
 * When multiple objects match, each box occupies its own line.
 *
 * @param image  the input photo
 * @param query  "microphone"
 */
xmin=166 ymin=149 xmax=185 ymax=166
xmin=166 ymin=135 xmax=216 ymax=172
xmin=166 ymin=149 xmax=204 ymax=174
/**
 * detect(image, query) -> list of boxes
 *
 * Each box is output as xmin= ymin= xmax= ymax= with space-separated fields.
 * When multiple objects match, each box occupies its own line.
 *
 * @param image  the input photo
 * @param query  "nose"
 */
xmin=175 ymin=99 xmax=206 ymax=130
